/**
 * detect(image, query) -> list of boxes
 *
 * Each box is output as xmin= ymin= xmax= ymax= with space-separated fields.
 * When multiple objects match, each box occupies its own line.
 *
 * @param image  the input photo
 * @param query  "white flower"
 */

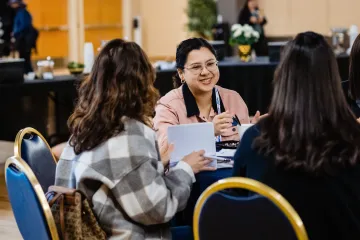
xmin=252 ymin=31 xmax=260 ymax=38
xmin=243 ymin=24 xmax=252 ymax=32
xmin=231 ymin=24 xmax=241 ymax=31
xmin=244 ymin=31 xmax=251 ymax=38
xmin=233 ymin=28 xmax=243 ymax=38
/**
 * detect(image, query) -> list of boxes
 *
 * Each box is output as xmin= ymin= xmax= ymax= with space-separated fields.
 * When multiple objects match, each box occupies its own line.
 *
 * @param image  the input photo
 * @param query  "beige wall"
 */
xmin=260 ymin=0 xmax=360 ymax=36
xmin=123 ymin=0 xmax=360 ymax=57
xmin=124 ymin=0 xmax=188 ymax=59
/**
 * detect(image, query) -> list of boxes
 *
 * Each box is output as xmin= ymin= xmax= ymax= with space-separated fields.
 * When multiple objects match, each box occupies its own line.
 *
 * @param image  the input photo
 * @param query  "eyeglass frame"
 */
xmin=182 ymin=60 xmax=219 ymax=75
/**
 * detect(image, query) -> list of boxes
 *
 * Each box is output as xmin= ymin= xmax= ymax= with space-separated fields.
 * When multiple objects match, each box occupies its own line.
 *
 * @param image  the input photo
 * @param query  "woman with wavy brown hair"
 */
xmin=232 ymin=32 xmax=360 ymax=239
xmin=55 ymin=39 xmax=214 ymax=240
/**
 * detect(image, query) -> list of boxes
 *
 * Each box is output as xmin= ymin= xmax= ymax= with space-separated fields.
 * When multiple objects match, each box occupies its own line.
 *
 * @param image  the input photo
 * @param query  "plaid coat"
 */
xmin=55 ymin=118 xmax=195 ymax=240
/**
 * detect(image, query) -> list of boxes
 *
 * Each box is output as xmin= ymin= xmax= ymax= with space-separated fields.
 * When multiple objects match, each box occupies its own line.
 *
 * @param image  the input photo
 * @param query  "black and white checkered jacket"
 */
xmin=55 ymin=118 xmax=195 ymax=240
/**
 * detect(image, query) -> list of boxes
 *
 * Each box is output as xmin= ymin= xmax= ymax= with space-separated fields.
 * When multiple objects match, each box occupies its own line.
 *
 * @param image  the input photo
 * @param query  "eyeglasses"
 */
xmin=184 ymin=61 xmax=219 ymax=75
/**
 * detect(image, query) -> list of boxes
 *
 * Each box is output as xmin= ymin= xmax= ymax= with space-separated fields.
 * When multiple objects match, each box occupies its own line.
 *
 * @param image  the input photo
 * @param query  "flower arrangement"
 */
xmin=229 ymin=24 xmax=260 ymax=46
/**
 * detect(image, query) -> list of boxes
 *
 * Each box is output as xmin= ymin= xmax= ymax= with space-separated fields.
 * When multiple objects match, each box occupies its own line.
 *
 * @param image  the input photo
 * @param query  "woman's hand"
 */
xmin=251 ymin=111 xmax=268 ymax=124
xmin=182 ymin=150 xmax=216 ymax=174
xmin=258 ymin=15 xmax=264 ymax=24
xmin=160 ymin=143 xmax=174 ymax=167
xmin=258 ymin=9 xmax=265 ymax=23
xmin=212 ymin=111 xmax=233 ymax=136
xmin=250 ymin=16 xmax=257 ymax=24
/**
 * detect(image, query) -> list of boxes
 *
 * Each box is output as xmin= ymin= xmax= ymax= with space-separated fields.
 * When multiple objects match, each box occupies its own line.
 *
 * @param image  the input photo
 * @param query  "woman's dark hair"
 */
xmin=349 ymin=34 xmax=360 ymax=100
xmin=68 ymin=39 xmax=159 ymax=154
xmin=254 ymin=31 xmax=360 ymax=174
xmin=173 ymin=38 xmax=217 ymax=87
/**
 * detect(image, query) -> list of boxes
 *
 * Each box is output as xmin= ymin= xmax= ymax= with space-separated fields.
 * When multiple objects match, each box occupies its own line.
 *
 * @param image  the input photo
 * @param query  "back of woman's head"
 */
xmin=349 ymin=34 xmax=360 ymax=100
xmin=255 ymin=31 xmax=360 ymax=174
xmin=68 ymin=39 xmax=159 ymax=154
xmin=173 ymin=38 xmax=216 ymax=87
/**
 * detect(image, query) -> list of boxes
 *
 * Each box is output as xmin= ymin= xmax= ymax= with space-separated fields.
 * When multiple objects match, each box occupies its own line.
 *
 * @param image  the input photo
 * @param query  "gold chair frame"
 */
xmin=193 ymin=177 xmax=309 ymax=240
xmin=5 ymin=156 xmax=59 ymax=240
xmin=14 ymin=127 xmax=57 ymax=163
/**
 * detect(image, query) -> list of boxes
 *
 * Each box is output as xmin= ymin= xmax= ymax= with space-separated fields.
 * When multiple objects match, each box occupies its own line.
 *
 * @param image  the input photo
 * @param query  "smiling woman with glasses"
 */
xmin=153 ymin=38 xmax=262 ymax=162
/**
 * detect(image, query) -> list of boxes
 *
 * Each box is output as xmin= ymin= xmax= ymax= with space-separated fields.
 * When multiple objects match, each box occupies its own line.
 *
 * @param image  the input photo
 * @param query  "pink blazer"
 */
xmin=153 ymin=85 xmax=250 ymax=154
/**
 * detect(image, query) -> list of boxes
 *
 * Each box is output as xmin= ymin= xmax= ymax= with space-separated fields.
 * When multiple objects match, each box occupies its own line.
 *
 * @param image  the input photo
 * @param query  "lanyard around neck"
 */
xmin=215 ymin=88 xmax=222 ymax=142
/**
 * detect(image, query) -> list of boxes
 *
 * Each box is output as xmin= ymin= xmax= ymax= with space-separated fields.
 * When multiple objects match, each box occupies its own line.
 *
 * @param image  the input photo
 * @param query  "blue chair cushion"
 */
xmin=6 ymin=165 xmax=52 ymax=240
xmin=199 ymin=191 xmax=297 ymax=240
xmin=21 ymin=134 xmax=56 ymax=192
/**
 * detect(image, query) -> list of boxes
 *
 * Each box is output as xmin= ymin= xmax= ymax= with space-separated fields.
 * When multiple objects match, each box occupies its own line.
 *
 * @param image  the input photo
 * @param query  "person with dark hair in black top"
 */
xmin=9 ymin=0 xmax=38 ymax=73
xmin=233 ymin=31 xmax=360 ymax=239
xmin=238 ymin=0 xmax=268 ymax=56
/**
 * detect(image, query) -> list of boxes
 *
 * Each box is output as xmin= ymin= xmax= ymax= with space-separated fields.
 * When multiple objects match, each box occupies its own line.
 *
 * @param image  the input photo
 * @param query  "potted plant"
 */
xmin=67 ymin=62 xmax=85 ymax=75
xmin=187 ymin=0 xmax=217 ymax=39
xmin=229 ymin=24 xmax=260 ymax=62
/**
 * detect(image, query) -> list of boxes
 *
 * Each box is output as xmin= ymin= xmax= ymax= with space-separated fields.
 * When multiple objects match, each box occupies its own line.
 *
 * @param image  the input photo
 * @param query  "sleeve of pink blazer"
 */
xmin=153 ymin=102 xmax=179 ymax=157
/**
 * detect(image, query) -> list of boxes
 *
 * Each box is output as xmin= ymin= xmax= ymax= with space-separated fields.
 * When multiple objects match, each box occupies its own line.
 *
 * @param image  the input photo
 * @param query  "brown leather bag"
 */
xmin=46 ymin=186 xmax=107 ymax=240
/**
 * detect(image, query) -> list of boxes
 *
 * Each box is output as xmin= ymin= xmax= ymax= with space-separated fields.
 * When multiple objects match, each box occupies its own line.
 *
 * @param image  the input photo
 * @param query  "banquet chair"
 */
xmin=5 ymin=156 xmax=59 ymax=240
xmin=15 ymin=127 xmax=57 ymax=192
xmin=193 ymin=177 xmax=308 ymax=240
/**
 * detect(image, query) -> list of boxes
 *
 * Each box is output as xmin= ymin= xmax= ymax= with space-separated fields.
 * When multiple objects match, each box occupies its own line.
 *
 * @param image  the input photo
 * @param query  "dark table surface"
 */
xmin=0 ymin=75 xmax=80 ymax=142
xmin=0 ymin=75 xmax=79 ymax=92
xmin=0 ymin=55 xmax=350 ymax=142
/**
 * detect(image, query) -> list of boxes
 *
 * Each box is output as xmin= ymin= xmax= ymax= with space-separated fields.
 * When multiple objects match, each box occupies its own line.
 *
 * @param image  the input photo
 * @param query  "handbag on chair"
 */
xmin=46 ymin=186 xmax=107 ymax=240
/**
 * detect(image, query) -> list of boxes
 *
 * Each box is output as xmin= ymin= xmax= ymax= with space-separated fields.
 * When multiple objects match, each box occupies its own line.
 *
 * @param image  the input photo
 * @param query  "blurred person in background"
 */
xmin=9 ymin=0 xmax=38 ymax=73
xmin=0 ymin=0 xmax=14 ymax=57
xmin=238 ymin=0 xmax=268 ymax=56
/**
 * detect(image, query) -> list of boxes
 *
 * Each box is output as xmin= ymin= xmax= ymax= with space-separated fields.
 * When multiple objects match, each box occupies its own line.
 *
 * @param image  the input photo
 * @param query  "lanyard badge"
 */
xmin=215 ymin=88 xmax=222 ymax=143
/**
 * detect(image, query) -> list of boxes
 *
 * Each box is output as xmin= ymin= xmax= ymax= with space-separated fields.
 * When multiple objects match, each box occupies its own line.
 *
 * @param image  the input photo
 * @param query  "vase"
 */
xmin=238 ymin=45 xmax=252 ymax=62
xmin=83 ymin=42 xmax=94 ymax=74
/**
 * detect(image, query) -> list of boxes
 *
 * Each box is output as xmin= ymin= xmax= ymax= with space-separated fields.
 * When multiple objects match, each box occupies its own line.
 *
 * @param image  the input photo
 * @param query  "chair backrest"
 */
xmin=193 ymin=177 xmax=308 ymax=240
xmin=14 ymin=127 xmax=57 ymax=192
xmin=5 ymin=156 xmax=59 ymax=240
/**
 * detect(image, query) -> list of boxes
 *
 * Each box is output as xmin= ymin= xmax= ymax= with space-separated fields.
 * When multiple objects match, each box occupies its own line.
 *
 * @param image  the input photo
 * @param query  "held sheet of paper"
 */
xmin=167 ymin=123 xmax=236 ymax=169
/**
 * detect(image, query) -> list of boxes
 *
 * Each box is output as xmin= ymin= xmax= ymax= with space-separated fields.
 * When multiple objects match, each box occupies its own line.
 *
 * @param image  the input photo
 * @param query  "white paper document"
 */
xmin=168 ymin=122 xmax=217 ymax=168
xmin=216 ymin=149 xmax=236 ymax=158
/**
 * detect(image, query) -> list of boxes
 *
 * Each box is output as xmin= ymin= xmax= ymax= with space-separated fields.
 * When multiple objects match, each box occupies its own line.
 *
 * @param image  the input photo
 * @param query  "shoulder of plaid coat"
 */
xmin=55 ymin=118 xmax=195 ymax=239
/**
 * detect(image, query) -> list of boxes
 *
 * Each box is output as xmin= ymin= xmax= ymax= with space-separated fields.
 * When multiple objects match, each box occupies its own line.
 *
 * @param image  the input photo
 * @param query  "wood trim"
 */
xmin=67 ymin=0 xmax=79 ymax=62
xmin=122 ymin=0 xmax=132 ymax=40
xmin=78 ymin=0 xmax=85 ymax=63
